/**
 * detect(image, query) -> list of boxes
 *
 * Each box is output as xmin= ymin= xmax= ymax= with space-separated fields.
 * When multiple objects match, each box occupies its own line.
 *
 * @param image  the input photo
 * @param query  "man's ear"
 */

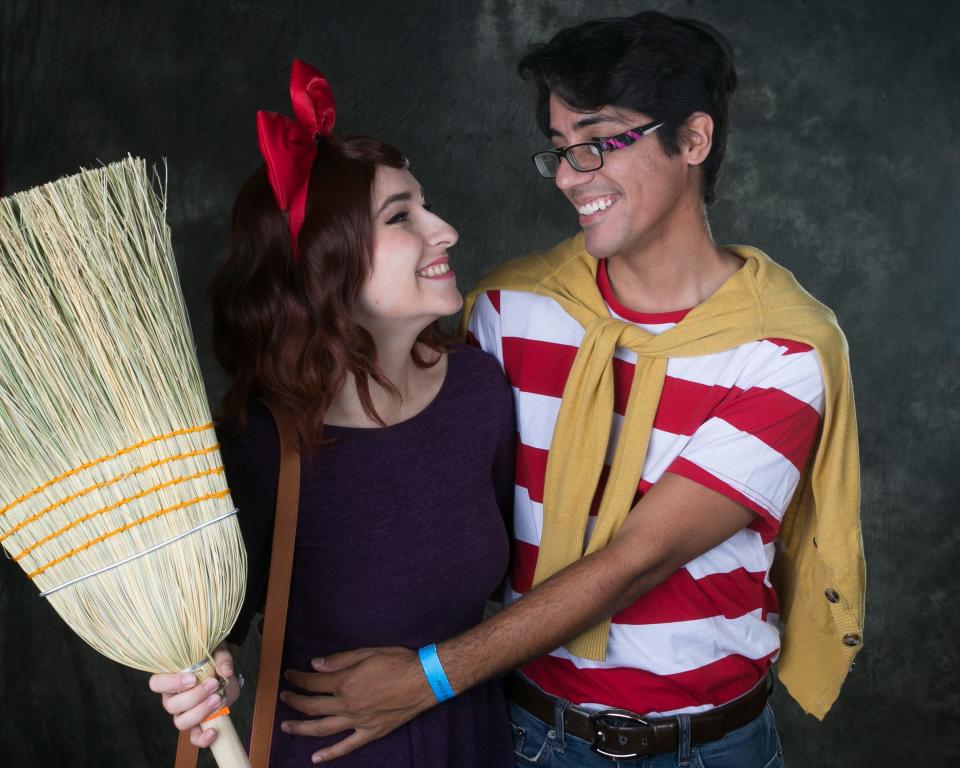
xmin=682 ymin=112 xmax=714 ymax=167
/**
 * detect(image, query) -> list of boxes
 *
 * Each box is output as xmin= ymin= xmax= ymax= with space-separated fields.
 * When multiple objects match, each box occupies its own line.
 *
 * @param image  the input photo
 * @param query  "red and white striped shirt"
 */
xmin=467 ymin=258 xmax=824 ymax=716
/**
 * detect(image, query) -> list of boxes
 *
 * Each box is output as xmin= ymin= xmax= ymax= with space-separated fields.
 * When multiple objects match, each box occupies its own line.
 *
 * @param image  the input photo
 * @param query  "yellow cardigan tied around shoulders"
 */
xmin=461 ymin=234 xmax=865 ymax=719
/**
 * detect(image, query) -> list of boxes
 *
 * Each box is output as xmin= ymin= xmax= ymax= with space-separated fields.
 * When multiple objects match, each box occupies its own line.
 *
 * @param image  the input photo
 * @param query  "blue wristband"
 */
xmin=417 ymin=643 xmax=455 ymax=702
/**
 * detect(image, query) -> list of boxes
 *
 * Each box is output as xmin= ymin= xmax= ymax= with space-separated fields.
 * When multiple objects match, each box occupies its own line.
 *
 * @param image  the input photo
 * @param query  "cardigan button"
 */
xmin=825 ymin=588 xmax=841 ymax=603
xmin=842 ymin=633 xmax=861 ymax=647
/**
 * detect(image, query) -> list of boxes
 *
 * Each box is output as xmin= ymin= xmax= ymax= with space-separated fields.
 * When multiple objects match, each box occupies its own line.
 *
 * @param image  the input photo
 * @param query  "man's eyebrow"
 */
xmin=547 ymin=114 xmax=624 ymax=140
xmin=574 ymin=114 xmax=622 ymax=130
xmin=376 ymin=191 xmax=412 ymax=215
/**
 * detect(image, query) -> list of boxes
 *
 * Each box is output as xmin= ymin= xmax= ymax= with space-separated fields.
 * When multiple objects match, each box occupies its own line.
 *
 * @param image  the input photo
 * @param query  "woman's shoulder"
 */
xmin=444 ymin=343 xmax=511 ymax=408
xmin=440 ymin=345 xmax=514 ymax=447
xmin=446 ymin=342 xmax=506 ymax=381
xmin=215 ymin=401 xmax=281 ymax=467
xmin=216 ymin=399 xmax=276 ymax=437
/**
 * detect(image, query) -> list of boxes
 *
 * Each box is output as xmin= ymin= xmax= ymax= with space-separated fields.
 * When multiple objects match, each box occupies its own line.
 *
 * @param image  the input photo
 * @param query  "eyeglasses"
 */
xmin=532 ymin=121 xmax=664 ymax=179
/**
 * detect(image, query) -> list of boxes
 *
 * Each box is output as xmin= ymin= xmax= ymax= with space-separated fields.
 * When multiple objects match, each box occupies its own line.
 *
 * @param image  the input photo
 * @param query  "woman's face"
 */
xmin=355 ymin=165 xmax=462 ymax=332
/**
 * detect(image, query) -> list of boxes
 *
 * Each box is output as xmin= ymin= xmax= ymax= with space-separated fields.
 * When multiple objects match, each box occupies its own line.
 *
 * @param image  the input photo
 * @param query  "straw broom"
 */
xmin=0 ymin=157 xmax=249 ymax=767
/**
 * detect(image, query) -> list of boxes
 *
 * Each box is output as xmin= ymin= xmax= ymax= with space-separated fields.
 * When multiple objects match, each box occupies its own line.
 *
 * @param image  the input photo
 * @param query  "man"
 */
xmin=281 ymin=11 xmax=865 ymax=766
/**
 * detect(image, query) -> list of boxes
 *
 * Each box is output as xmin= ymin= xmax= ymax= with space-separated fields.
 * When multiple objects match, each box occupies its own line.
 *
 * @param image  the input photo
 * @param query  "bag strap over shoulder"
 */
xmin=249 ymin=402 xmax=301 ymax=766
xmin=173 ymin=404 xmax=301 ymax=768
xmin=174 ymin=724 xmax=198 ymax=767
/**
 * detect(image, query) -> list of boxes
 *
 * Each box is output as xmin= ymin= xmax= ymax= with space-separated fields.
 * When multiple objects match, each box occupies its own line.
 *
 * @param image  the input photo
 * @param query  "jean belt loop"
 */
xmin=677 ymin=712 xmax=693 ymax=766
xmin=551 ymin=694 xmax=569 ymax=751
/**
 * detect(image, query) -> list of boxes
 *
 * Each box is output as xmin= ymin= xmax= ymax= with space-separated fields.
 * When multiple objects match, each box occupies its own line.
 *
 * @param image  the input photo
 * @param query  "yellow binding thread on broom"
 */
xmin=27 ymin=488 xmax=232 ymax=579
xmin=0 ymin=444 xmax=222 ymax=544
xmin=14 ymin=466 xmax=226 ymax=562
xmin=0 ymin=423 xmax=215 ymax=520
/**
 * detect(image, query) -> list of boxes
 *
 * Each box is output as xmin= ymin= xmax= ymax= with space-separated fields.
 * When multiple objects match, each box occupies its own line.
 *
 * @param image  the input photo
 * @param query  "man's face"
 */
xmin=547 ymin=93 xmax=692 ymax=261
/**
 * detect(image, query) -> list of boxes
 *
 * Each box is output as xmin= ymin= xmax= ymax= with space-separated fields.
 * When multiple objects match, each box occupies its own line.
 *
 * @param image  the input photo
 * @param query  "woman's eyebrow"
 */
xmin=376 ymin=191 xmax=412 ymax=215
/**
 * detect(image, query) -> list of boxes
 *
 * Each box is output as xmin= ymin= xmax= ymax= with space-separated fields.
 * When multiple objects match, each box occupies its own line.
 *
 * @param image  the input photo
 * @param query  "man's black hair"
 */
xmin=519 ymin=11 xmax=738 ymax=205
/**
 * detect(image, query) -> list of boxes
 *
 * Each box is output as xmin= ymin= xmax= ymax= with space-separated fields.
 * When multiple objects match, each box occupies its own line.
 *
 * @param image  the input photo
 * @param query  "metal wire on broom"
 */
xmin=0 ymin=157 xmax=249 ymax=767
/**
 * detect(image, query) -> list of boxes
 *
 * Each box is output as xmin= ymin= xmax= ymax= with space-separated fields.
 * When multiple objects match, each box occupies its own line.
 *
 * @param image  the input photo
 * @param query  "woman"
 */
xmin=149 ymin=61 xmax=515 ymax=767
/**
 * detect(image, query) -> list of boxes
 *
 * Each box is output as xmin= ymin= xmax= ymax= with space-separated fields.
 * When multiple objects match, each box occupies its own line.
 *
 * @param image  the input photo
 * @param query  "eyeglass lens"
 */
xmin=534 ymin=152 xmax=560 ymax=177
xmin=535 ymin=143 xmax=603 ymax=178
xmin=567 ymin=143 xmax=602 ymax=171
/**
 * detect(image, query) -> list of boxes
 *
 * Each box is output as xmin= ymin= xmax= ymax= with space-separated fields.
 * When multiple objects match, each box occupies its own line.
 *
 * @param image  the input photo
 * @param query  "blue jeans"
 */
xmin=509 ymin=699 xmax=784 ymax=768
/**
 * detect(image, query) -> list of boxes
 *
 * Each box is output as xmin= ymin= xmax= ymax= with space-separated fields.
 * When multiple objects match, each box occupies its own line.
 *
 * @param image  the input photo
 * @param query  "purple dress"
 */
xmin=222 ymin=344 xmax=515 ymax=767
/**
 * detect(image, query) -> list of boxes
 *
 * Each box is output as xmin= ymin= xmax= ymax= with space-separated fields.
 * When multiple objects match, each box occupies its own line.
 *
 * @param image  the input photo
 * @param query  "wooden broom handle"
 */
xmin=174 ymin=403 xmax=301 ymax=768
xmin=175 ymin=702 xmax=251 ymax=767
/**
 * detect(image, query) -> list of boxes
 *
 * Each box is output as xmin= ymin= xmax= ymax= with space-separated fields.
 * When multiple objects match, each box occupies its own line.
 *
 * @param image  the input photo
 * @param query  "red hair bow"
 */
xmin=256 ymin=59 xmax=336 ymax=262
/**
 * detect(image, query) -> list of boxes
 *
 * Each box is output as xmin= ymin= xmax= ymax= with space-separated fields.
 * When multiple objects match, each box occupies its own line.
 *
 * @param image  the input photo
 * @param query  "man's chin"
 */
xmin=581 ymin=227 xmax=619 ymax=260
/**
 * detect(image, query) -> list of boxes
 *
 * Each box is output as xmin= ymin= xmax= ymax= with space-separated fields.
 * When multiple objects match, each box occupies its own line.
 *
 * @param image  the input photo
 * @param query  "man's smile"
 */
xmin=575 ymin=193 xmax=622 ymax=219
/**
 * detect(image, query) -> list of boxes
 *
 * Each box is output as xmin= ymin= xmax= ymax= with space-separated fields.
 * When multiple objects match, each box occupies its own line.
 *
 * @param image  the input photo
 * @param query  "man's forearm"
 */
xmin=439 ymin=533 xmax=668 ymax=692
xmin=438 ymin=474 xmax=756 ymax=694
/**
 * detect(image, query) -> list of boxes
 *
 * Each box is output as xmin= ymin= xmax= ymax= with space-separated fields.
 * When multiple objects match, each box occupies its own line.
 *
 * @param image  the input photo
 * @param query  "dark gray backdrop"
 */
xmin=1 ymin=1 xmax=958 ymax=765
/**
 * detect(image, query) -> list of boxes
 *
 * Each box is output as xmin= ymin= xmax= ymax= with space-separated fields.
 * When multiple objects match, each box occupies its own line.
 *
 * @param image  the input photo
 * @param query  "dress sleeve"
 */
xmin=665 ymin=342 xmax=825 ymax=542
xmin=218 ymin=402 xmax=281 ymax=645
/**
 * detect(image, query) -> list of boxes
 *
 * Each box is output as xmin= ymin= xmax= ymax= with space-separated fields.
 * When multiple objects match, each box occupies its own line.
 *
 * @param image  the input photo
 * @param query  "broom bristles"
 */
xmin=0 ymin=158 xmax=246 ymax=676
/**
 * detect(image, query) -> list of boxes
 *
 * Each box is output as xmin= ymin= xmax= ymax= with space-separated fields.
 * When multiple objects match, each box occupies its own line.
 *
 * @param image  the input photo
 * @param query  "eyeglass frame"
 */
xmin=531 ymin=120 xmax=665 ymax=179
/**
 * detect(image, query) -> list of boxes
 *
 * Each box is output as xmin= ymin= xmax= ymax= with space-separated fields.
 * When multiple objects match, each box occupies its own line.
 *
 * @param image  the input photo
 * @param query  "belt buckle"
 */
xmin=590 ymin=708 xmax=650 ymax=760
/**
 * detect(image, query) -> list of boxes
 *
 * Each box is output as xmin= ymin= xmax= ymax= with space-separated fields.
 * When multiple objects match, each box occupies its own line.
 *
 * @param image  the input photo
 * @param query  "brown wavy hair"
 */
xmin=211 ymin=136 xmax=446 ymax=445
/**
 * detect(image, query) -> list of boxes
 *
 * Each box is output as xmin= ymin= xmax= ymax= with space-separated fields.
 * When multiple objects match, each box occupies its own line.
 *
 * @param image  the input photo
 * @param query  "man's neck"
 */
xmin=604 ymin=218 xmax=742 ymax=315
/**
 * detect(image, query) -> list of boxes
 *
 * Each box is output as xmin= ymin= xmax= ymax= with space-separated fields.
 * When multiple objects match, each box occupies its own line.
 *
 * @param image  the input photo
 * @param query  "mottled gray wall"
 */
xmin=1 ymin=1 xmax=958 ymax=765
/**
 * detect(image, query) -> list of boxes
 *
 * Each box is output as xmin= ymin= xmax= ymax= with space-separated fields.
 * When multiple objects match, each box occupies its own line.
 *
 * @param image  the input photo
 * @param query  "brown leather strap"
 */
xmin=506 ymin=673 xmax=769 ymax=760
xmin=248 ymin=403 xmax=301 ymax=767
xmin=173 ymin=729 xmax=198 ymax=768
xmin=172 ymin=404 xmax=300 ymax=768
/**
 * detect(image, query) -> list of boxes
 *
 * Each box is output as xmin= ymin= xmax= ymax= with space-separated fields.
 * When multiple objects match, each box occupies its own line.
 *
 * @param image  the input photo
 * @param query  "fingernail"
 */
xmin=204 ymin=678 xmax=219 ymax=692
xmin=280 ymin=722 xmax=291 ymax=734
xmin=310 ymin=657 xmax=325 ymax=669
xmin=283 ymin=669 xmax=293 ymax=681
xmin=279 ymin=691 xmax=289 ymax=703
xmin=207 ymin=694 xmax=222 ymax=707
xmin=181 ymin=674 xmax=196 ymax=686
xmin=311 ymin=754 xmax=323 ymax=764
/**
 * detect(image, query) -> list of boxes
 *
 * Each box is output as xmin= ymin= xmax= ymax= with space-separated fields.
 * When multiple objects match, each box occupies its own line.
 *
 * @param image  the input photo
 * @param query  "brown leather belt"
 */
xmin=506 ymin=673 xmax=769 ymax=760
